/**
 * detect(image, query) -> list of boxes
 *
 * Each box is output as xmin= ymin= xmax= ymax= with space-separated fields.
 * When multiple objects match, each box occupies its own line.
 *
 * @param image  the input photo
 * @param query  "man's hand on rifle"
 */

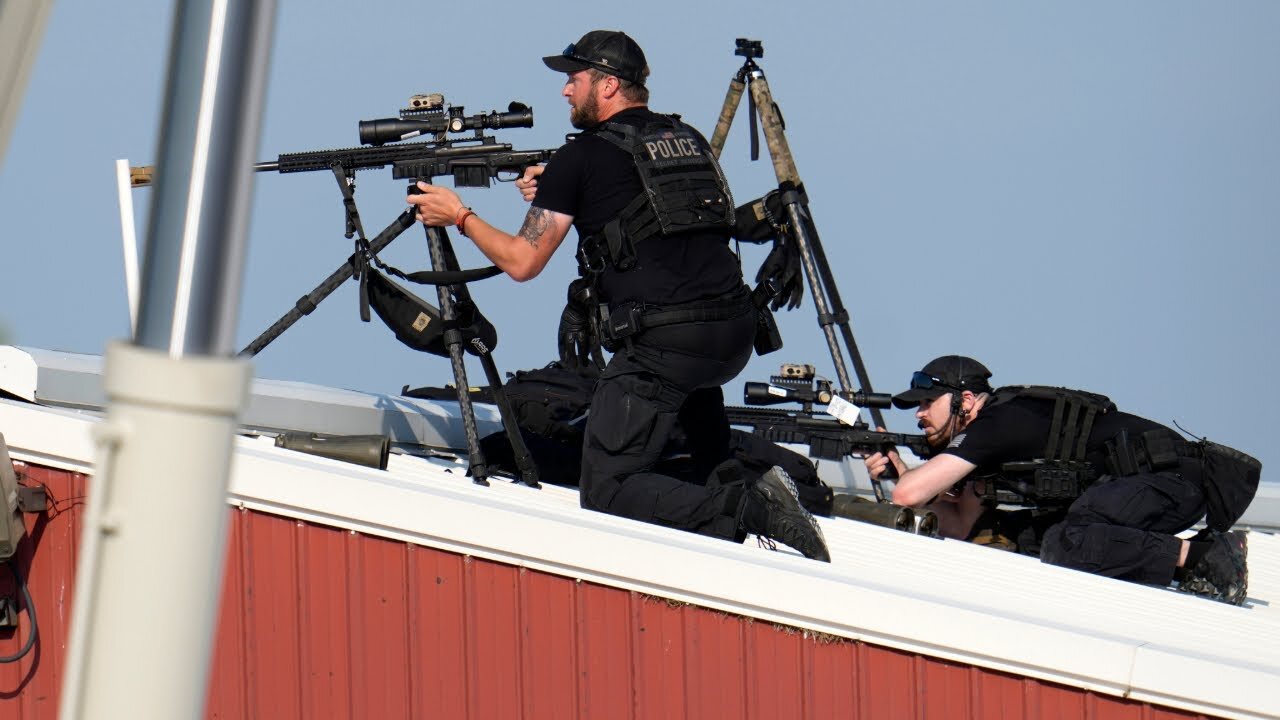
xmin=514 ymin=165 xmax=545 ymax=203
xmin=407 ymin=181 xmax=466 ymax=227
xmin=863 ymin=427 xmax=908 ymax=481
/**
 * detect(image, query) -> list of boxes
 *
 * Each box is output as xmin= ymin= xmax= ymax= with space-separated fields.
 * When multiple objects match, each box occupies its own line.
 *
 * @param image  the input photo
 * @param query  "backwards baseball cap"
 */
xmin=543 ymin=30 xmax=648 ymax=86
xmin=891 ymin=355 xmax=993 ymax=409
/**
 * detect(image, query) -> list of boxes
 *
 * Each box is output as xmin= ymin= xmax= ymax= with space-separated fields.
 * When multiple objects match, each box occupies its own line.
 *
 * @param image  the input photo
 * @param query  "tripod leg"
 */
xmin=427 ymin=227 xmax=540 ymax=487
xmin=780 ymin=200 xmax=854 ymax=388
xmin=795 ymin=214 xmax=885 ymax=429
xmin=747 ymin=75 xmax=852 ymax=385
xmin=745 ymin=71 xmax=801 ymax=185
xmin=423 ymin=224 xmax=490 ymax=486
xmin=709 ymin=78 xmax=746 ymax=159
xmin=240 ymin=209 xmax=417 ymax=357
xmin=475 ymin=354 xmax=541 ymax=488
xmin=746 ymin=70 xmax=887 ymax=428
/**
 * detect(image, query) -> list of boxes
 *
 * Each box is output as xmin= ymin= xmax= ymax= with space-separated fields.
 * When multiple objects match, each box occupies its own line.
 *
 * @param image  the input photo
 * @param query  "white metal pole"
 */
xmin=59 ymin=0 xmax=276 ymax=717
xmin=115 ymin=159 xmax=141 ymax=337
xmin=0 ymin=0 xmax=54 ymax=168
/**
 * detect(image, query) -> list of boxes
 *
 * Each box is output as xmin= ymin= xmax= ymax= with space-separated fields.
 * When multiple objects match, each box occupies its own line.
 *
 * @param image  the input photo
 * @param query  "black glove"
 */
xmin=557 ymin=302 xmax=594 ymax=369
xmin=754 ymin=237 xmax=804 ymax=311
xmin=557 ymin=278 xmax=605 ymax=369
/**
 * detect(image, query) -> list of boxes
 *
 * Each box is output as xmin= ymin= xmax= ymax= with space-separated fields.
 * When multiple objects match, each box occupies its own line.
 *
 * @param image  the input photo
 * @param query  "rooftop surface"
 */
xmin=0 ymin=345 xmax=1277 ymax=719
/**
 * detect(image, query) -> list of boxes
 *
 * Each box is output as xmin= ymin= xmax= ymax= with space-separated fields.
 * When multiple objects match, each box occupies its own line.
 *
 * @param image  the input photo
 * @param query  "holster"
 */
xmin=749 ymin=279 xmax=783 ymax=356
xmin=603 ymin=220 xmax=636 ymax=272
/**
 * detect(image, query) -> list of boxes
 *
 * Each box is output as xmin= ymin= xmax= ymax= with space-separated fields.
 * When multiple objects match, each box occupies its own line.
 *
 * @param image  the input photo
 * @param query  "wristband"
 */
xmin=455 ymin=207 xmax=475 ymax=237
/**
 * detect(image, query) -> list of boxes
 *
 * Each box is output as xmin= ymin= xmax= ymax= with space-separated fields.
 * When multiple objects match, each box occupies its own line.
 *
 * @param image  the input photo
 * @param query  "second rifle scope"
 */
xmin=744 ymin=382 xmax=893 ymax=409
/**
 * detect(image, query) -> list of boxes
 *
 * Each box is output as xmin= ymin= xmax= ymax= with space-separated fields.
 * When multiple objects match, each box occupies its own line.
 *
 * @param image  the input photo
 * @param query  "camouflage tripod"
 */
xmin=710 ymin=38 xmax=886 ymax=432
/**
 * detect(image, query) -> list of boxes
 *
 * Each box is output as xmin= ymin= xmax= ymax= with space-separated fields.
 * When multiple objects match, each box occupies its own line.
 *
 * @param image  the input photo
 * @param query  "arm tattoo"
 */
xmin=518 ymin=207 xmax=550 ymax=249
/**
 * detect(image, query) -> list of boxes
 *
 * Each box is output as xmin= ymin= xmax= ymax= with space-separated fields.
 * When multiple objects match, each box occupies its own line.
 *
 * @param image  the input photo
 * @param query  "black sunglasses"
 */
xmin=910 ymin=371 xmax=960 ymax=392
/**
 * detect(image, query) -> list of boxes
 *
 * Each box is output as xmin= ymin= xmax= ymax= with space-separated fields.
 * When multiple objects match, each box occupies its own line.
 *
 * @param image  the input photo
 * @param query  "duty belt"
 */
xmin=599 ymin=286 xmax=753 ymax=353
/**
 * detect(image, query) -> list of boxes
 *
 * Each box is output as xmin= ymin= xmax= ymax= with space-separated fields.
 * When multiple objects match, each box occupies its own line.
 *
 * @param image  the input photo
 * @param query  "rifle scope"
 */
xmin=743 ymin=382 xmax=892 ymax=409
xmin=359 ymin=102 xmax=534 ymax=146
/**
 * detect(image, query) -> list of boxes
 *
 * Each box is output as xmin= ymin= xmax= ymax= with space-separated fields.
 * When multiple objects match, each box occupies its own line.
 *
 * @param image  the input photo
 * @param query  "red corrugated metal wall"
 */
xmin=0 ymin=462 xmax=1215 ymax=719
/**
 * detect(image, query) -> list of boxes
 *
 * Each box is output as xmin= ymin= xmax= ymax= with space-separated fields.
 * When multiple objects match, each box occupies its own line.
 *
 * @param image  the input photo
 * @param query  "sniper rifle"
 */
xmin=129 ymin=93 xmax=554 ymax=489
xmin=132 ymin=93 xmax=552 ymax=193
xmin=726 ymin=364 xmax=932 ymax=501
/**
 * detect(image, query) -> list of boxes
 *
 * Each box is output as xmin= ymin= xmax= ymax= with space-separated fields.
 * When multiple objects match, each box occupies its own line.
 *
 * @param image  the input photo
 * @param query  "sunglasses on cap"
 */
xmin=559 ymin=43 xmax=637 ymax=82
xmin=561 ymin=44 xmax=610 ymax=72
xmin=909 ymin=371 xmax=960 ymax=392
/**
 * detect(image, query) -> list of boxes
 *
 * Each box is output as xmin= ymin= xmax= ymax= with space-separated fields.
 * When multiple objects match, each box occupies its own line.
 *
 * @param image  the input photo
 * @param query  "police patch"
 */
xmin=948 ymin=433 xmax=967 ymax=449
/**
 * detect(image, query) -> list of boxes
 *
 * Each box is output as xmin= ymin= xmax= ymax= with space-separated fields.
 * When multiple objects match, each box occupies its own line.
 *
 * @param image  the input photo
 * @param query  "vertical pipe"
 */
xmin=60 ymin=1 xmax=276 ymax=718
xmin=0 ymin=0 xmax=53 ymax=168
xmin=135 ymin=0 xmax=275 ymax=357
xmin=115 ymin=159 xmax=142 ymax=338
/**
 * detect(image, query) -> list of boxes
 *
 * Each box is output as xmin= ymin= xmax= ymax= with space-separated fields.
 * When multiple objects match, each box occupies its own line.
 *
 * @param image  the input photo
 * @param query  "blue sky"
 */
xmin=3 ymin=1 xmax=1277 ymax=478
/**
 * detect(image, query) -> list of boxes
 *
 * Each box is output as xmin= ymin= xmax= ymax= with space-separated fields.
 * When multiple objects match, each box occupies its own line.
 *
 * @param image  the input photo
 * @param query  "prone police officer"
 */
xmin=865 ymin=355 xmax=1257 ymax=604
xmin=409 ymin=30 xmax=829 ymax=562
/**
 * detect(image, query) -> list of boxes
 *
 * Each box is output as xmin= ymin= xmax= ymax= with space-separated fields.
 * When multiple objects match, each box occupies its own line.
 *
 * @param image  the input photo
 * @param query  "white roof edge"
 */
xmin=0 ymin=345 xmax=504 ymax=449
xmin=7 ymin=344 xmax=1278 ymax=530
xmin=2 ymin=396 xmax=1277 ymax=719
xmin=0 ymin=345 xmax=42 ymax=402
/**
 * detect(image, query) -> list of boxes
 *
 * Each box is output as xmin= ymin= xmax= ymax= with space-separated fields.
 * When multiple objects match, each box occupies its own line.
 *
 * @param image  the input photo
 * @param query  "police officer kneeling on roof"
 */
xmin=864 ymin=356 xmax=1261 ymax=605
xmin=409 ymin=30 xmax=830 ymax=562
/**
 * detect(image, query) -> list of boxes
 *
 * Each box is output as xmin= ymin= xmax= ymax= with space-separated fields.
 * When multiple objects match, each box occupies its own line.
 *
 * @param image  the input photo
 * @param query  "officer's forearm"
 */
xmin=462 ymin=217 xmax=550 ymax=282
xmin=890 ymin=454 xmax=976 ymax=507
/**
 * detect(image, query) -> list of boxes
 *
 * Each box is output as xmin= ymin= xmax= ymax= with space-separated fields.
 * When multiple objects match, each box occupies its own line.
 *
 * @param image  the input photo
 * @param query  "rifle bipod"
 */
xmin=710 ymin=39 xmax=888 ymax=438
xmin=237 ymin=167 xmax=540 ymax=489
xmin=419 ymin=219 xmax=540 ymax=488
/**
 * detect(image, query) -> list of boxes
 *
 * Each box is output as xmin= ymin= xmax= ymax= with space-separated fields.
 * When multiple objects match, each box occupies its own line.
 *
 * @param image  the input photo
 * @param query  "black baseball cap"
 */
xmin=543 ymin=30 xmax=648 ymax=86
xmin=891 ymin=356 xmax=993 ymax=409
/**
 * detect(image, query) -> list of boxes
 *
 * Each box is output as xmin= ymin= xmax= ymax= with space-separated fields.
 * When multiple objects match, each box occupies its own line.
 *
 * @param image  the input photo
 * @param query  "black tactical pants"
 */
xmin=579 ymin=308 xmax=756 ymax=541
xmin=1040 ymin=460 xmax=1206 ymax=585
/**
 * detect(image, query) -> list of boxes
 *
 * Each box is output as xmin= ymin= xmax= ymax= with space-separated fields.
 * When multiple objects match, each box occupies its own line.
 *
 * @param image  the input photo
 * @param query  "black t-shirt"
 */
xmin=942 ymin=392 xmax=1176 ymax=474
xmin=532 ymin=107 xmax=743 ymax=306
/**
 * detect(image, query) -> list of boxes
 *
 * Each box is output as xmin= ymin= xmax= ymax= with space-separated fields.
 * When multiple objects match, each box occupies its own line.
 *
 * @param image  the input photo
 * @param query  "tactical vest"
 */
xmin=580 ymin=114 xmax=735 ymax=273
xmin=973 ymin=385 xmax=1116 ymax=507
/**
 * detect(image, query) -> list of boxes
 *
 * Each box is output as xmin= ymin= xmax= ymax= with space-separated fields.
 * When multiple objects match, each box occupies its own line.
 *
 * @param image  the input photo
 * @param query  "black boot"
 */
xmin=1177 ymin=529 xmax=1248 ymax=606
xmin=740 ymin=467 xmax=831 ymax=562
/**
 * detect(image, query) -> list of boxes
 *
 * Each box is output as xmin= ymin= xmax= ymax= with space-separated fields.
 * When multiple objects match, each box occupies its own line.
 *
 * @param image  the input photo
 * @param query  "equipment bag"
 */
xmin=1200 ymin=440 xmax=1262 ymax=531
xmin=499 ymin=363 xmax=601 ymax=444
xmin=365 ymin=268 xmax=497 ymax=358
